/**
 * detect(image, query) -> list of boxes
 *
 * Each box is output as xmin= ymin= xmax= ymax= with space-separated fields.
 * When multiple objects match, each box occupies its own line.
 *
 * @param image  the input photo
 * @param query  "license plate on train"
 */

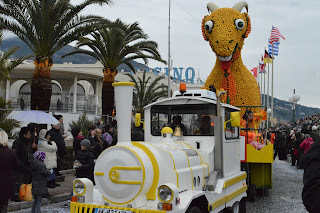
xmin=94 ymin=208 xmax=132 ymax=213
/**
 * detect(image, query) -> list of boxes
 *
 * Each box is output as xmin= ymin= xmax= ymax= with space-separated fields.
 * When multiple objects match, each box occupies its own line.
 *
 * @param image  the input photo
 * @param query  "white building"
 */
xmin=1 ymin=61 xmax=204 ymax=134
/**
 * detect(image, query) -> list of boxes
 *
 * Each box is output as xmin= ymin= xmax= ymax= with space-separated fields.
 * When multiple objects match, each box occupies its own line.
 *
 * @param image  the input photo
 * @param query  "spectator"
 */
xmin=96 ymin=119 xmax=104 ymax=130
xmin=300 ymin=134 xmax=314 ymax=154
xmin=27 ymin=123 xmax=39 ymax=150
xmin=48 ymin=122 xmax=66 ymax=176
xmin=71 ymin=128 xmax=84 ymax=159
xmin=87 ymin=125 xmax=97 ymax=147
xmin=94 ymin=129 xmax=103 ymax=159
xmin=57 ymin=99 xmax=63 ymax=111
xmin=12 ymin=127 xmax=32 ymax=202
xmin=56 ymin=115 xmax=67 ymax=139
xmin=20 ymin=97 xmax=25 ymax=110
xmin=300 ymin=138 xmax=320 ymax=212
xmin=37 ymin=129 xmax=59 ymax=189
xmin=75 ymin=139 xmax=94 ymax=183
xmin=31 ymin=151 xmax=51 ymax=213
xmin=310 ymin=126 xmax=319 ymax=142
xmin=274 ymin=129 xmax=286 ymax=160
xmin=102 ymin=124 xmax=115 ymax=150
xmin=0 ymin=129 xmax=18 ymax=212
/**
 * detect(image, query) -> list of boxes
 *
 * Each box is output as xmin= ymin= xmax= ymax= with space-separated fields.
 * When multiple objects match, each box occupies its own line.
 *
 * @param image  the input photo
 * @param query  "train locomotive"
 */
xmin=71 ymin=82 xmax=247 ymax=213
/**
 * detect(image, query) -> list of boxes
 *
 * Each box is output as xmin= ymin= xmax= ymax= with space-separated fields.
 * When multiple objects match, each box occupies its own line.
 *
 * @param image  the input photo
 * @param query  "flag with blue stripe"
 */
xmin=268 ymin=41 xmax=280 ymax=56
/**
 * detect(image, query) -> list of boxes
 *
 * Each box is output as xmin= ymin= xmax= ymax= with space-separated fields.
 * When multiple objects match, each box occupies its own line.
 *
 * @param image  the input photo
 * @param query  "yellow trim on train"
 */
xmin=70 ymin=202 xmax=166 ymax=213
xmin=163 ymin=142 xmax=194 ymax=190
xmin=147 ymin=142 xmax=179 ymax=188
xmin=133 ymin=142 xmax=160 ymax=200
xmin=208 ymin=185 xmax=247 ymax=211
xmin=102 ymin=145 xmax=145 ymax=205
xmin=223 ymin=173 xmax=247 ymax=188
xmin=94 ymin=172 xmax=104 ymax=176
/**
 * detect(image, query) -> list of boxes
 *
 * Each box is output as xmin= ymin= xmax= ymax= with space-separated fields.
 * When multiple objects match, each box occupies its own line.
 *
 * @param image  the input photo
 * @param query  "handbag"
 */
xmin=19 ymin=184 xmax=33 ymax=201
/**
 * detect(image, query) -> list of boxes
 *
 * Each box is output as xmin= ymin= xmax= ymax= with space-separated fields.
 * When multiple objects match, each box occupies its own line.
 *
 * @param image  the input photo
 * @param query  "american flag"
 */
xmin=269 ymin=27 xmax=285 ymax=44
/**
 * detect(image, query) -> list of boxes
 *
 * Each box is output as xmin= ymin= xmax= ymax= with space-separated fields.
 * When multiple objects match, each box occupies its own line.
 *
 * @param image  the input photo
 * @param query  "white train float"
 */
xmin=71 ymin=82 xmax=247 ymax=213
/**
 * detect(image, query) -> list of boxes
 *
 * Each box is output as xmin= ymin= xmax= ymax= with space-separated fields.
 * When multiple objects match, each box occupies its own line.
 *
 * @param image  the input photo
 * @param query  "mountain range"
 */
xmin=0 ymin=37 xmax=149 ymax=71
xmin=1 ymin=37 xmax=320 ymax=121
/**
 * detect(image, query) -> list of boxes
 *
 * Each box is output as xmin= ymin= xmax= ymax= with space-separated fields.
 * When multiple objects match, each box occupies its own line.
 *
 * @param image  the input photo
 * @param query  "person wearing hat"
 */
xmin=0 ymin=129 xmax=18 ymax=212
xmin=31 ymin=151 xmax=51 ymax=213
xmin=48 ymin=120 xmax=66 ymax=176
xmin=102 ymin=124 xmax=116 ymax=150
xmin=310 ymin=126 xmax=319 ymax=142
xmin=300 ymin=134 xmax=314 ymax=154
xmin=75 ymin=139 xmax=94 ymax=182
xmin=37 ymin=129 xmax=59 ymax=189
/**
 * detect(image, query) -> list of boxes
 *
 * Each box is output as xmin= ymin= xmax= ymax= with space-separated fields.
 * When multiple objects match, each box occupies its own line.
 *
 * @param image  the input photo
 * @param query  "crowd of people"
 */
xmin=0 ymin=115 xmax=118 ymax=213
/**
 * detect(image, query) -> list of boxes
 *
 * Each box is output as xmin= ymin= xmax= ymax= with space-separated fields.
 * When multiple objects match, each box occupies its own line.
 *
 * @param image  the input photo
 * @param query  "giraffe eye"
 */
xmin=235 ymin=19 xmax=245 ymax=30
xmin=205 ymin=20 xmax=214 ymax=33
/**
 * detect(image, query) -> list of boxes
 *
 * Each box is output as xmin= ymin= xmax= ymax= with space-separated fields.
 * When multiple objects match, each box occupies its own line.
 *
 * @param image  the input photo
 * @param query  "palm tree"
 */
xmin=0 ymin=32 xmax=30 ymax=80
xmin=125 ymin=71 xmax=167 ymax=118
xmin=0 ymin=97 xmax=20 ymax=138
xmin=63 ymin=19 xmax=166 ymax=117
xmin=0 ymin=0 xmax=111 ymax=111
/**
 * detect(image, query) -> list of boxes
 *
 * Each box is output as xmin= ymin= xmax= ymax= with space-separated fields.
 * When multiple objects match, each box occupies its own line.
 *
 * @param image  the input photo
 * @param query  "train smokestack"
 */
xmin=112 ymin=82 xmax=135 ymax=145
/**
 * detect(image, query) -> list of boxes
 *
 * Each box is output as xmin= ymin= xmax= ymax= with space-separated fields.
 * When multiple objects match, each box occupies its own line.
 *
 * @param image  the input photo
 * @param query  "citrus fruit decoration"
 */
xmin=202 ymin=2 xmax=261 ymax=116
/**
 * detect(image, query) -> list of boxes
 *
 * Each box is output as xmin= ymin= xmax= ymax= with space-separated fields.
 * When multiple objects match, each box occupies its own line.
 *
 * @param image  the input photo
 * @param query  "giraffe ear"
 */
xmin=202 ymin=16 xmax=209 ymax=41
xmin=243 ymin=13 xmax=251 ymax=38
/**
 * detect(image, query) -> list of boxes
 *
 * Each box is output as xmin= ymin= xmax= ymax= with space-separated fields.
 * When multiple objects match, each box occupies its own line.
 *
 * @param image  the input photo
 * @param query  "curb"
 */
xmin=8 ymin=193 xmax=70 ymax=212
xmin=60 ymin=169 xmax=75 ymax=175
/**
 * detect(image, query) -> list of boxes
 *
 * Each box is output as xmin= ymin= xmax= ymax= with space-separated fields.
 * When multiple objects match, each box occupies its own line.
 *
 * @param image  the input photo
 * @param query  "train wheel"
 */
xmin=248 ymin=184 xmax=256 ymax=202
xmin=223 ymin=201 xmax=240 ymax=213
xmin=239 ymin=198 xmax=246 ymax=213
xmin=186 ymin=206 xmax=201 ymax=213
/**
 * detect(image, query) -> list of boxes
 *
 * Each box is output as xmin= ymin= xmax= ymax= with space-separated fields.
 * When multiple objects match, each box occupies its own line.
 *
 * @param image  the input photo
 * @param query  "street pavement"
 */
xmin=13 ymin=158 xmax=307 ymax=213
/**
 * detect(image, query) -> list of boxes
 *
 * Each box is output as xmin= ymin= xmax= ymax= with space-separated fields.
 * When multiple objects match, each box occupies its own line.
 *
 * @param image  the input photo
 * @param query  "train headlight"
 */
xmin=74 ymin=180 xmax=86 ymax=196
xmin=158 ymin=185 xmax=174 ymax=203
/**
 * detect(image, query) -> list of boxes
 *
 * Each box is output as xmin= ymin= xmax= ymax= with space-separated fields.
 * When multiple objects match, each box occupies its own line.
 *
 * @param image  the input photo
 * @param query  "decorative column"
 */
xmin=95 ymin=79 xmax=99 ymax=114
xmin=73 ymin=76 xmax=78 ymax=113
xmin=5 ymin=78 xmax=10 ymax=101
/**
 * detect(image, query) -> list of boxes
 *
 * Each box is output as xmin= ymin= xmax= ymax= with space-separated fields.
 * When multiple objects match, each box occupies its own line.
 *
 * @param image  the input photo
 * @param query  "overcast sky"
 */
xmin=4 ymin=0 xmax=320 ymax=108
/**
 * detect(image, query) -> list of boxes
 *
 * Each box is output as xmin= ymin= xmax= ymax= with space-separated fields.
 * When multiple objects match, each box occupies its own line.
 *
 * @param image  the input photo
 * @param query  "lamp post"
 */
xmin=289 ymin=90 xmax=300 ymax=128
xmin=267 ymin=108 xmax=272 ymax=129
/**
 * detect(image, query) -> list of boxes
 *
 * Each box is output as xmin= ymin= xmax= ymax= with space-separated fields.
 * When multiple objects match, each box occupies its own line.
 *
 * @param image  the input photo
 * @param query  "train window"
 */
xmin=151 ymin=104 xmax=216 ymax=136
xmin=225 ymin=108 xmax=240 ymax=140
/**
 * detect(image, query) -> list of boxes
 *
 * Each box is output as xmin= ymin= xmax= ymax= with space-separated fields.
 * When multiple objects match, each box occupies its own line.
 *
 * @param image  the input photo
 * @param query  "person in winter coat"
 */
xmin=310 ymin=126 xmax=319 ymax=142
xmin=75 ymin=139 xmax=95 ymax=183
xmin=27 ymin=123 xmax=39 ymax=150
xmin=300 ymin=139 xmax=320 ymax=212
xmin=31 ymin=151 xmax=51 ymax=213
xmin=300 ymin=134 xmax=314 ymax=154
xmin=102 ymin=124 xmax=115 ymax=150
xmin=37 ymin=129 xmax=59 ymax=189
xmin=0 ymin=129 xmax=18 ymax=212
xmin=12 ymin=127 xmax=32 ymax=202
xmin=87 ymin=125 xmax=97 ymax=146
xmin=94 ymin=129 xmax=103 ymax=159
xmin=71 ymin=128 xmax=84 ymax=159
xmin=274 ymin=129 xmax=285 ymax=160
xmin=48 ymin=123 xmax=66 ymax=176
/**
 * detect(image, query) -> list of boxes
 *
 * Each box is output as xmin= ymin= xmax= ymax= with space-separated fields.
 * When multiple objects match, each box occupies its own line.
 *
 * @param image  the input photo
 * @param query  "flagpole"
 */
xmin=167 ymin=0 xmax=171 ymax=97
xmin=271 ymin=43 xmax=274 ymax=127
xmin=266 ymin=46 xmax=270 ymax=129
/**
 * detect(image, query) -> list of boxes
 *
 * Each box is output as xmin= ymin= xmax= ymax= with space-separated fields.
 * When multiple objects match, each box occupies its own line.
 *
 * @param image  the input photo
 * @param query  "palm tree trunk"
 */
xmin=31 ymin=57 xmax=53 ymax=111
xmin=102 ymin=68 xmax=117 ymax=118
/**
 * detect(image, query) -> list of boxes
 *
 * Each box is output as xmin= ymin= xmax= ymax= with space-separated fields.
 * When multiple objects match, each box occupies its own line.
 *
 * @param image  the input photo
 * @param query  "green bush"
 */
xmin=0 ymin=98 xmax=20 ymax=138
xmin=69 ymin=113 xmax=94 ymax=137
xmin=63 ymin=146 xmax=75 ymax=170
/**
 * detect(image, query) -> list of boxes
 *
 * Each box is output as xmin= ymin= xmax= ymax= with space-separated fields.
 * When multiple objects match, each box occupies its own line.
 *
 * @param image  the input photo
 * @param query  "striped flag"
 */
xmin=270 ymin=26 xmax=285 ymax=44
xmin=269 ymin=40 xmax=280 ymax=56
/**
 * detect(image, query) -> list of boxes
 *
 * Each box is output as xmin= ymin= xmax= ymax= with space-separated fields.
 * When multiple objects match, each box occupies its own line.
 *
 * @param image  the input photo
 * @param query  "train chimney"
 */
xmin=112 ymin=82 xmax=135 ymax=146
